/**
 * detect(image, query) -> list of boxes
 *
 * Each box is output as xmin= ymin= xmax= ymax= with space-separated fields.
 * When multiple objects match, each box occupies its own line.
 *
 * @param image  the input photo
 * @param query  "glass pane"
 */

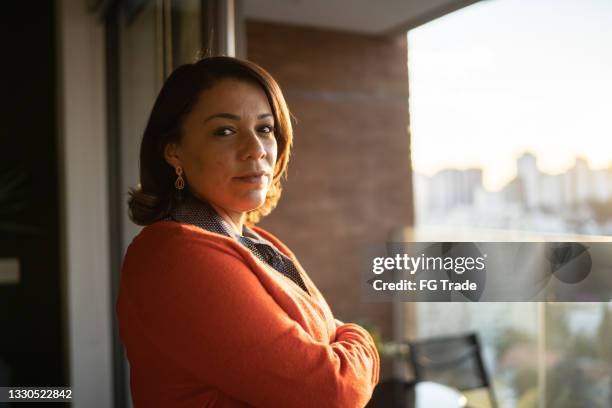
xmin=171 ymin=0 xmax=203 ymax=66
xmin=407 ymin=1 xmax=612 ymax=407
xmin=409 ymin=0 xmax=612 ymax=235
xmin=544 ymin=303 xmax=612 ymax=407
xmin=415 ymin=302 xmax=539 ymax=407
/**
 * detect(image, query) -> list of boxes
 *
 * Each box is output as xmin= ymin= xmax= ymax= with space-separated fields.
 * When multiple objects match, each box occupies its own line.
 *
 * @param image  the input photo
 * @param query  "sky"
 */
xmin=407 ymin=0 xmax=612 ymax=191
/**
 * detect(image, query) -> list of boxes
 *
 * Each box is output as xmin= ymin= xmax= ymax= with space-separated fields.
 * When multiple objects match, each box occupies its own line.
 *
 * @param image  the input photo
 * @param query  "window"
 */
xmin=407 ymin=0 xmax=612 ymax=406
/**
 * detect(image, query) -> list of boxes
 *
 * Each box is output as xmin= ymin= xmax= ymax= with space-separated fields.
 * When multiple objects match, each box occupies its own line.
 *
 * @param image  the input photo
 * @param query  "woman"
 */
xmin=116 ymin=56 xmax=380 ymax=408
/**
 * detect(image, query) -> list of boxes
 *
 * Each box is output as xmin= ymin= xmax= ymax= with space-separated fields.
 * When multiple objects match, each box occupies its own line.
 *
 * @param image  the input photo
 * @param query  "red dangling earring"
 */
xmin=174 ymin=167 xmax=185 ymax=190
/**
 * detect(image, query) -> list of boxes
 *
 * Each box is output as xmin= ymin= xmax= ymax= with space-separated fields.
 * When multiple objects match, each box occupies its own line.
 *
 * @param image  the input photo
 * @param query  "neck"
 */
xmin=208 ymin=202 xmax=245 ymax=236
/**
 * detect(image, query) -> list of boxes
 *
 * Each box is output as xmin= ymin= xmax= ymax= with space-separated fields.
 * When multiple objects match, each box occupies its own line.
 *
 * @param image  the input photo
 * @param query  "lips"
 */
xmin=234 ymin=171 xmax=270 ymax=185
xmin=235 ymin=171 xmax=268 ymax=178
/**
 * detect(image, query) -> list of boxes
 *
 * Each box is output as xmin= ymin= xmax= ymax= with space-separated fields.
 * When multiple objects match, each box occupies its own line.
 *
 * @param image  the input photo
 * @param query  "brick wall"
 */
xmin=246 ymin=21 xmax=414 ymax=348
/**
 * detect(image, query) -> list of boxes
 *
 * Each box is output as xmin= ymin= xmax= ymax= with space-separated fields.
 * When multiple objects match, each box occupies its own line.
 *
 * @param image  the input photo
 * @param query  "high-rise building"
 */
xmin=428 ymin=168 xmax=483 ymax=213
xmin=517 ymin=152 xmax=540 ymax=210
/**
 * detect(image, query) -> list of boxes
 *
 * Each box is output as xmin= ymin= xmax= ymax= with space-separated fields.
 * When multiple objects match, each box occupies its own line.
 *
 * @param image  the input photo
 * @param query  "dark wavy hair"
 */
xmin=128 ymin=56 xmax=294 ymax=226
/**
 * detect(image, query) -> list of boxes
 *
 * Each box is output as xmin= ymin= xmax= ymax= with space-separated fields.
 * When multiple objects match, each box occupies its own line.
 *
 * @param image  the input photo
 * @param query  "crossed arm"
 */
xmin=122 ymin=238 xmax=380 ymax=408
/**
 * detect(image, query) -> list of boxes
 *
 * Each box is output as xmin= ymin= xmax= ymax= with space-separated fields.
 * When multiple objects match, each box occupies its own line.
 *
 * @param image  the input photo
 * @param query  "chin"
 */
xmin=235 ymin=196 xmax=267 ymax=213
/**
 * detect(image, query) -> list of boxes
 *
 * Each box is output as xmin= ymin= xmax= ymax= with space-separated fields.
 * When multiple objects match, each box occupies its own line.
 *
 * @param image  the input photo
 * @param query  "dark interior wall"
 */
xmin=247 ymin=21 xmax=414 ymax=348
xmin=0 ymin=0 xmax=64 ymax=391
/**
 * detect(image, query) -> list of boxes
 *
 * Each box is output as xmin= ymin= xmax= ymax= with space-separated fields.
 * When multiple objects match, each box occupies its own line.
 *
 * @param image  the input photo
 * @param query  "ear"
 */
xmin=164 ymin=142 xmax=182 ymax=170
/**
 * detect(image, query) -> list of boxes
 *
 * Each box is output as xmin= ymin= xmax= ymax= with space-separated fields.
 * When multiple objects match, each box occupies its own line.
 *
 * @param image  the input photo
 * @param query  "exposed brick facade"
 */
xmin=246 ymin=21 xmax=414 ymax=354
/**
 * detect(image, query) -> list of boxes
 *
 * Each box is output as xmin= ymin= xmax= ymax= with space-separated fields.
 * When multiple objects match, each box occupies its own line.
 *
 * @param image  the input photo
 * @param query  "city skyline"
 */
xmin=414 ymin=150 xmax=612 ymax=193
xmin=413 ymin=150 xmax=612 ymax=235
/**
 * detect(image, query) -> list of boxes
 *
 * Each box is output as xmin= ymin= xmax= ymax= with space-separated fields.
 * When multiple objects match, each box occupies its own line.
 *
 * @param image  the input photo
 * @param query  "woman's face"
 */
xmin=165 ymin=78 xmax=278 ymax=217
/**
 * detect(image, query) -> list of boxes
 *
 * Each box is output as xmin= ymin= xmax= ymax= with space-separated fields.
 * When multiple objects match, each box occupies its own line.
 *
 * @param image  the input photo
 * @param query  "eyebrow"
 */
xmin=204 ymin=113 xmax=273 ymax=123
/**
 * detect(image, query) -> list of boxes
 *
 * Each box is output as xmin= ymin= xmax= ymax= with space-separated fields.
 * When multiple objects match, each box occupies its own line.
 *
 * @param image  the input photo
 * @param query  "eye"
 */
xmin=258 ymin=125 xmax=275 ymax=134
xmin=213 ymin=127 xmax=236 ymax=137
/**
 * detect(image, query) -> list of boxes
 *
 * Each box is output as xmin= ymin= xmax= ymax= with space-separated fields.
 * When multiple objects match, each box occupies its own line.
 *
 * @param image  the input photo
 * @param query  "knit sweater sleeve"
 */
xmin=119 ymin=229 xmax=379 ymax=408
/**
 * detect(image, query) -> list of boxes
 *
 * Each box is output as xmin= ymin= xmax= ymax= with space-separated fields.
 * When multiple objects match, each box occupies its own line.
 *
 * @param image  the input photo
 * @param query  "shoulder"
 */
xmin=124 ymin=221 xmax=244 ymax=268
xmin=120 ymin=221 xmax=262 ymax=295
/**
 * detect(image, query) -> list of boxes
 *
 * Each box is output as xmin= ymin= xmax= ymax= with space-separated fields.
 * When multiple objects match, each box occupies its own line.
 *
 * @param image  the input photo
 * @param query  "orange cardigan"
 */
xmin=116 ymin=221 xmax=380 ymax=407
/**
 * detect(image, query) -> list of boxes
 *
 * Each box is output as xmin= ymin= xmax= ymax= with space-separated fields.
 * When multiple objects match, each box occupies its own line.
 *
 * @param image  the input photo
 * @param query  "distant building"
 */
xmin=568 ymin=157 xmax=593 ymax=204
xmin=539 ymin=174 xmax=564 ymax=210
xmin=413 ymin=172 xmax=430 ymax=223
xmin=592 ymin=169 xmax=612 ymax=202
xmin=516 ymin=152 xmax=540 ymax=210
xmin=500 ymin=177 xmax=524 ymax=204
xmin=428 ymin=168 xmax=483 ymax=213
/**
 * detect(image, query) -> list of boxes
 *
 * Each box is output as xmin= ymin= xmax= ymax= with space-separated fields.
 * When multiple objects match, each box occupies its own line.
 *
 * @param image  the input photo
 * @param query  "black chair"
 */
xmin=408 ymin=332 xmax=498 ymax=408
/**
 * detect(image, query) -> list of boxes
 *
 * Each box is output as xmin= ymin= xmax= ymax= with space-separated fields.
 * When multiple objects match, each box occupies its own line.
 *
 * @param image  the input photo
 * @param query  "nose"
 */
xmin=239 ymin=129 xmax=267 ymax=161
